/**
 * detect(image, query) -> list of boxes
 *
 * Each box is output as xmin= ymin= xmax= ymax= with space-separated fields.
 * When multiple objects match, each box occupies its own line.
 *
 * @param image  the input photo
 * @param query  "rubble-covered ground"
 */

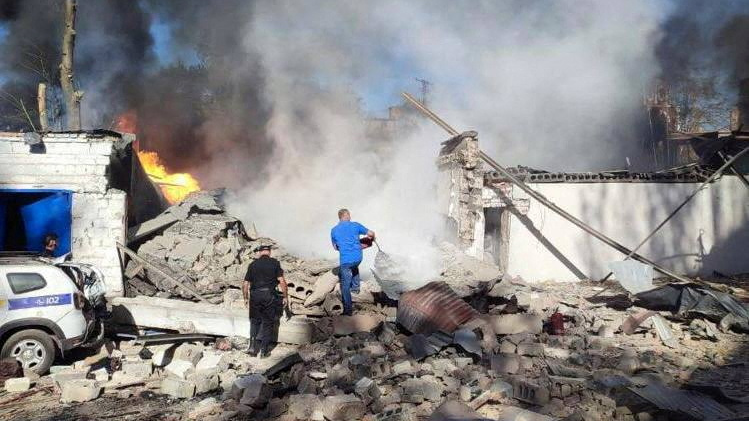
xmin=2 ymin=277 xmax=748 ymax=421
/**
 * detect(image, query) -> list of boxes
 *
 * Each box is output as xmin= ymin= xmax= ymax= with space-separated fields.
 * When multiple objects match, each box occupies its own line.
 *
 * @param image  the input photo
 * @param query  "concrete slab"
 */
xmin=111 ymin=296 xmax=314 ymax=344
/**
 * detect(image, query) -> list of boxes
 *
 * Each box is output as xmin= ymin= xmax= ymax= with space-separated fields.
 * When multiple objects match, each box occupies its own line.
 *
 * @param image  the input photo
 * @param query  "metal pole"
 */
xmin=718 ymin=151 xmax=749 ymax=191
xmin=401 ymin=92 xmax=693 ymax=283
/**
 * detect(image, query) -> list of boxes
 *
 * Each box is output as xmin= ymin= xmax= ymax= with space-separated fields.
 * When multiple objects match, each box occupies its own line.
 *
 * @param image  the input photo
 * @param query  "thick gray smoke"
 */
xmin=226 ymin=0 xmax=666 ymax=282
xmin=0 ymin=1 xmax=747 ymax=282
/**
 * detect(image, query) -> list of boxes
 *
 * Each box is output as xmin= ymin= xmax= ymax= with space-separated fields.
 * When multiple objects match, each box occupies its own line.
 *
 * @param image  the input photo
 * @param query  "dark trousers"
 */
xmin=249 ymin=289 xmax=282 ymax=350
xmin=339 ymin=261 xmax=361 ymax=316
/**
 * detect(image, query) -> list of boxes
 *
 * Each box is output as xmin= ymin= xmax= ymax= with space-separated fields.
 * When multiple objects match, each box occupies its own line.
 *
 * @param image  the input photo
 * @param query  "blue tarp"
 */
xmin=0 ymin=190 xmax=72 ymax=256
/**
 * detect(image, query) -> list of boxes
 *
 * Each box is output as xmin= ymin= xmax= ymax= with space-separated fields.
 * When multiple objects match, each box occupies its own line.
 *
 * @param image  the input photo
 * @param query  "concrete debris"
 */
xmin=165 ymin=359 xmax=195 ymax=379
xmin=488 ymin=313 xmax=543 ymax=335
xmin=60 ymin=379 xmax=102 ymax=403
xmin=4 ymin=377 xmax=31 ymax=392
xmin=125 ymin=190 xmax=340 ymax=309
xmin=322 ymin=394 xmax=366 ymax=421
xmin=10 ymin=256 xmax=748 ymax=421
xmin=429 ymin=400 xmax=490 ymax=421
xmin=161 ymin=377 xmax=196 ymax=398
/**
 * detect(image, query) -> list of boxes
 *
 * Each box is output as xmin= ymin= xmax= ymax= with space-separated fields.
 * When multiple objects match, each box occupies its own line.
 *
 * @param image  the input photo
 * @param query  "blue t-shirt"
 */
xmin=331 ymin=221 xmax=369 ymax=265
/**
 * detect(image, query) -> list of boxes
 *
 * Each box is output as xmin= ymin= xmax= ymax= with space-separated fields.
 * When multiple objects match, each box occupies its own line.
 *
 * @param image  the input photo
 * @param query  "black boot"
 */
xmin=259 ymin=343 xmax=271 ymax=359
xmin=246 ymin=339 xmax=259 ymax=357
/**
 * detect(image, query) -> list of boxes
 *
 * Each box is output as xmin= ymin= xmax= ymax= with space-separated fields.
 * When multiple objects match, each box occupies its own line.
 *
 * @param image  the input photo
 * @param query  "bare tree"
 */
xmin=37 ymin=83 xmax=48 ymax=131
xmin=60 ymin=0 xmax=82 ymax=130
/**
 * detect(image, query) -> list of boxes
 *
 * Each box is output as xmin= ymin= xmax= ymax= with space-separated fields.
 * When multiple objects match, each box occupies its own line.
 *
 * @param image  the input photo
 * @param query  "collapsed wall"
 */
xmin=125 ymin=190 xmax=340 ymax=312
xmin=436 ymin=131 xmax=485 ymax=260
xmin=0 ymin=131 xmax=127 ymax=295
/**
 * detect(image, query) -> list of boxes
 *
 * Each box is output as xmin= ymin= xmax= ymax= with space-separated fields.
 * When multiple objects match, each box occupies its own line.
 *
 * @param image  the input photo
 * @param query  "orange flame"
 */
xmin=138 ymin=150 xmax=201 ymax=204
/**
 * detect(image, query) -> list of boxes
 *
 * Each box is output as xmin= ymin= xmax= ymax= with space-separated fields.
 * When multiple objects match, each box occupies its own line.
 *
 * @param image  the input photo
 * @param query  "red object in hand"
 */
xmin=549 ymin=312 xmax=565 ymax=335
xmin=360 ymin=237 xmax=374 ymax=248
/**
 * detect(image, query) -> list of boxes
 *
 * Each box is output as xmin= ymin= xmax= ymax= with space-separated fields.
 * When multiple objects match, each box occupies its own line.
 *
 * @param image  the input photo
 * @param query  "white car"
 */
xmin=0 ymin=254 xmax=105 ymax=374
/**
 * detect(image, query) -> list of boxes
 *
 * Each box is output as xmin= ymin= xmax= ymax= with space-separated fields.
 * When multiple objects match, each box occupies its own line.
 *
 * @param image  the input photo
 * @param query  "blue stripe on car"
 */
xmin=8 ymin=294 xmax=72 ymax=310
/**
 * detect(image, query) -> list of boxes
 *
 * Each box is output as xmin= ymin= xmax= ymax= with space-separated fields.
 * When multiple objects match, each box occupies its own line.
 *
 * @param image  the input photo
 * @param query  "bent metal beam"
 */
xmin=401 ymin=92 xmax=692 ymax=283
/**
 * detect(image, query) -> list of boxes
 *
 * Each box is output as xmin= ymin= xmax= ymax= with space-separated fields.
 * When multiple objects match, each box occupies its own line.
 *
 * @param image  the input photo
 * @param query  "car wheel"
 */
xmin=0 ymin=329 xmax=56 ymax=375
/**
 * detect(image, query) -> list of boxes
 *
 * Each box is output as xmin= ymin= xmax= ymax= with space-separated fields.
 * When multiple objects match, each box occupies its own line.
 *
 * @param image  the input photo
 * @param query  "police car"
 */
xmin=0 ymin=253 xmax=105 ymax=374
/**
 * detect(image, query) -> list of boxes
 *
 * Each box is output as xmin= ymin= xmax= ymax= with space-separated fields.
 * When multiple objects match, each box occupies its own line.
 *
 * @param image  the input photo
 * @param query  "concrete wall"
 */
xmin=487 ymin=177 xmax=749 ymax=282
xmin=0 ymin=132 xmax=126 ymax=296
xmin=436 ymin=132 xmax=484 ymax=259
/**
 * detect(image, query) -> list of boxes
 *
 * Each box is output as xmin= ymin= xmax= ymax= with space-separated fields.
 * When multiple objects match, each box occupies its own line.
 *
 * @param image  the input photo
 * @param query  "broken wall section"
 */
xmin=436 ymin=131 xmax=485 ymax=260
xmin=0 ymin=132 xmax=127 ymax=296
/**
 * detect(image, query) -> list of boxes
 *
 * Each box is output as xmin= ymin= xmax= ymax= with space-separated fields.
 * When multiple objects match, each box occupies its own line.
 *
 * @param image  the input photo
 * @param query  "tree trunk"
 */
xmin=37 ymin=83 xmax=48 ymax=131
xmin=60 ymin=0 xmax=81 ymax=130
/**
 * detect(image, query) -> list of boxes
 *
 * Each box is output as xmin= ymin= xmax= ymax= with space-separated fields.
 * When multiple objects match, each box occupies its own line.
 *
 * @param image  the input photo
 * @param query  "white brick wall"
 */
xmin=0 ymin=132 xmax=127 ymax=297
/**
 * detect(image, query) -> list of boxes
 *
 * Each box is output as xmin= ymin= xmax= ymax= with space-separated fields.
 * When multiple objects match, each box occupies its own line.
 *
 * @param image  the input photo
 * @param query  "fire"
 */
xmin=138 ymin=150 xmax=201 ymax=204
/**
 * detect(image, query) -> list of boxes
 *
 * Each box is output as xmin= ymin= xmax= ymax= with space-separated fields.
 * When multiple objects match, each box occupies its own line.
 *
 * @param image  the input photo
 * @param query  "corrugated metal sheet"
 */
xmin=397 ymin=281 xmax=479 ymax=334
xmin=629 ymin=383 xmax=736 ymax=420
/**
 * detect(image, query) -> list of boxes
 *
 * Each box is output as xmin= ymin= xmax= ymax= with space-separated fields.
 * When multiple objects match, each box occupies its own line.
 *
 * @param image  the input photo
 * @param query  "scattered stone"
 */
xmin=288 ymin=394 xmax=322 ymax=419
xmin=4 ymin=377 xmax=31 ymax=392
xmin=188 ymin=369 xmax=220 ymax=394
xmin=429 ymin=400 xmax=484 ymax=421
xmin=60 ymin=379 xmax=101 ymax=403
xmin=402 ymin=375 xmax=444 ymax=402
xmin=165 ymin=359 xmax=196 ymax=379
xmin=91 ymin=367 xmax=109 ymax=382
xmin=174 ymin=343 xmax=203 ymax=366
xmin=392 ymin=360 xmax=414 ymax=376
xmin=161 ymin=377 xmax=196 ymax=398
xmin=196 ymin=351 xmax=229 ymax=371
xmin=322 ymin=394 xmax=366 ymax=421
xmin=309 ymin=371 xmax=328 ymax=380
xmin=513 ymin=379 xmax=550 ymax=406
xmin=51 ymin=369 xmax=89 ymax=390
xmin=148 ymin=343 xmax=177 ymax=366
xmin=490 ymin=353 xmax=520 ymax=374
xmin=516 ymin=342 xmax=545 ymax=357
xmin=238 ymin=374 xmax=271 ymax=408
xmin=121 ymin=359 xmax=153 ymax=378
xmin=188 ymin=397 xmax=222 ymax=419
xmin=489 ymin=314 xmax=543 ymax=335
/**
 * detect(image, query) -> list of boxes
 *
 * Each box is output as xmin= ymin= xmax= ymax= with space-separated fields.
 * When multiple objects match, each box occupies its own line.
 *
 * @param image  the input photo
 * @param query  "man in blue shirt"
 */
xmin=330 ymin=208 xmax=375 ymax=315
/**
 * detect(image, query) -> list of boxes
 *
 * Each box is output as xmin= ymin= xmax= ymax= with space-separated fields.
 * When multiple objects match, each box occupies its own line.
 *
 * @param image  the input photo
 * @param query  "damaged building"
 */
xmin=439 ymin=130 xmax=749 ymax=282
xmin=0 ymin=131 xmax=166 ymax=296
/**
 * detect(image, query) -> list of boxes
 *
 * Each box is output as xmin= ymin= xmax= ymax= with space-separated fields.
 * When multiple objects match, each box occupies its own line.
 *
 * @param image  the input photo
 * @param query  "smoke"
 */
xmin=0 ymin=1 xmax=746 ymax=281
xmin=221 ymin=0 xmax=667 ymax=282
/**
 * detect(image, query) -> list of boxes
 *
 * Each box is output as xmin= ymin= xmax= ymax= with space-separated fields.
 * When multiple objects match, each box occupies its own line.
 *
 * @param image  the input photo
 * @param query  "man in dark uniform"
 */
xmin=242 ymin=244 xmax=288 ymax=358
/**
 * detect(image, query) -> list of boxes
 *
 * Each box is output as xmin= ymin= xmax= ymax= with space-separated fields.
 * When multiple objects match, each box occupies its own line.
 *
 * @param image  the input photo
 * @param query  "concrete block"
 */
xmin=402 ymin=375 xmax=444 ymax=402
xmin=60 ymin=379 xmax=101 ymax=403
xmin=51 ymin=369 xmax=89 ymax=389
xmin=490 ymin=353 xmax=521 ymax=374
xmin=489 ymin=314 xmax=543 ymax=335
xmin=516 ymin=343 xmax=545 ymax=357
xmin=188 ymin=397 xmax=222 ymax=419
xmin=512 ymin=379 xmax=550 ymax=406
xmin=239 ymin=374 xmax=271 ymax=408
xmin=354 ymin=376 xmax=381 ymax=401
xmin=196 ymin=351 xmax=229 ymax=371
xmin=288 ymin=394 xmax=322 ymax=420
xmin=4 ymin=377 xmax=31 ymax=392
xmin=322 ymin=394 xmax=366 ymax=421
xmin=188 ymin=369 xmax=220 ymax=395
xmin=121 ymin=360 xmax=153 ymax=378
xmin=392 ymin=360 xmax=414 ymax=376
xmin=219 ymin=369 xmax=238 ymax=391
xmin=160 ymin=377 xmax=196 ymax=399
xmin=147 ymin=343 xmax=177 ymax=367
xmin=165 ymin=359 xmax=195 ymax=379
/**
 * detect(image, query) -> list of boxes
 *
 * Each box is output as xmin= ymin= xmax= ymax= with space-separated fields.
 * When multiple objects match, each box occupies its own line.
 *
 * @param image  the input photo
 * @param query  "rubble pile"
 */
xmin=4 ymin=277 xmax=748 ymax=421
xmin=125 ymin=190 xmax=339 ymax=311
